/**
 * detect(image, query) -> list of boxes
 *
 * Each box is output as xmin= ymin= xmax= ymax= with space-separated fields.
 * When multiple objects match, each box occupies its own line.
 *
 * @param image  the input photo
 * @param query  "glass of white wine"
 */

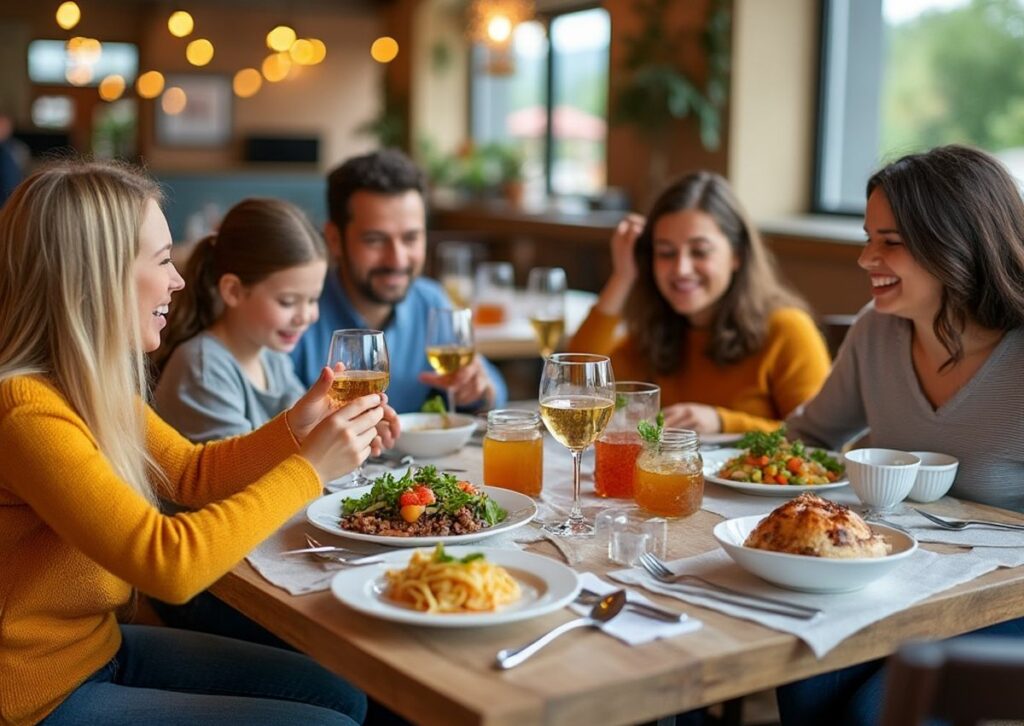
xmin=326 ymin=329 xmax=390 ymax=488
xmin=425 ymin=307 xmax=475 ymax=415
xmin=437 ymin=241 xmax=475 ymax=309
xmin=539 ymin=353 xmax=615 ymax=537
xmin=527 ymin=266 xmax=567 ymax=358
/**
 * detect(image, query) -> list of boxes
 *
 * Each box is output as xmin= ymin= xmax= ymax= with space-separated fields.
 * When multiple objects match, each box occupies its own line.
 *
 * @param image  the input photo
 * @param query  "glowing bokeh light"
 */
xmin=186 ymin=38 xmax=214 ymax=66
xmin=261 ymin=52 xmax=292 ymax=82
xmin=56 ymin=2 xmax=81 ymax=30
xmin=161 ymin=87 xmax=187 ymax=115
xmin=167 ymin=10 xmax=194 ymax=37
xmin=98 ymin=74 xmax=126 ymax=101
xmin=487 ymin=14 xmax=513 ymax=43
xmin=136 ymin=70 xmax=165 ymax=99
xmin=266 ymin=25 xmax=296 ymax=52
xmin=233 ymin=68 xmax=262 ymax=98
xmin=370 ymin=36 xmax=399 ymax=63
xmin=289 ymin=38 xmax=315 ymax=65
xmin=308 ymin=38 xmax=327 ymax=64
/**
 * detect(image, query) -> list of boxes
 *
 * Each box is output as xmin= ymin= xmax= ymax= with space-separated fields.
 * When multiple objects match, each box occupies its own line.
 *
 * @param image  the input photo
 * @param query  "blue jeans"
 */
xmin=775 ymin=616 xmax=1024 ymax=726
xmin=41 ymin=624 xmax=367 ymax=726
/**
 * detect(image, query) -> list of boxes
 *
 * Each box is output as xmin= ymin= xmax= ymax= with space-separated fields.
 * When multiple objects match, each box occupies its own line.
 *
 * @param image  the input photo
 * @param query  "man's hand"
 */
xmin=418 ymin=355 xmax=495 ymax=410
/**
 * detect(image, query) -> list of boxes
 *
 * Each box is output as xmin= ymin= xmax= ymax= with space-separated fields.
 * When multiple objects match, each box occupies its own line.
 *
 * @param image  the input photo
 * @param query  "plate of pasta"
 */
xmin=329 ymin=544 xmax=580 ymax=627
xmin=307 ymin=466 xmax=537 ymax=546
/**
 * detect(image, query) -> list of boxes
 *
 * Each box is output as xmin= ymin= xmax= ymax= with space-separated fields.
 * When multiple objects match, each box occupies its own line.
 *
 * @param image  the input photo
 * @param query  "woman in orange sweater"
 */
xmin=0 ymin=161 xmax=398 ymax=725
xmin=569 ymin=171 xmax=830 ymax=434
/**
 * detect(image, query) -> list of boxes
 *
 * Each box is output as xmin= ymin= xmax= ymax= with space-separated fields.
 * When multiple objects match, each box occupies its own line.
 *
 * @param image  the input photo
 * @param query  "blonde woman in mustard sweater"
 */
xmin=569 ymin=172 xmax=830 ymax=434
xmin=0 ymin=161 xmax=399 ymax=725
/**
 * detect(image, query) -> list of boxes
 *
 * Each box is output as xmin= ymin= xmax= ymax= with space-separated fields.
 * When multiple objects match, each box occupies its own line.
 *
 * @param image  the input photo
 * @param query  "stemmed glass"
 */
xmin=326 ymin=329 xmax=390 ymax=488
xmin=527 ymin=267 xmax=567 ymax=358
xmin=425 ymin=307 xmax=475 ymax=415
xmin=437 ymin=241 xmax=475 ymax=308
xmin=539 ymin=353 xmax=615 ymax=537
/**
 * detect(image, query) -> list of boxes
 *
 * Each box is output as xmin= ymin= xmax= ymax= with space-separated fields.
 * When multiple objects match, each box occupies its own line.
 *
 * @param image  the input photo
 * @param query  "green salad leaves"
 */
xmin=341 ymin=466 xmax=507 ymax=527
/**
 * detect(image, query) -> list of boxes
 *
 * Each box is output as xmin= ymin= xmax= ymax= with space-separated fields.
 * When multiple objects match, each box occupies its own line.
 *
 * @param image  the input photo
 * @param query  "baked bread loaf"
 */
xmin=743 ymin=493 xmax=891 ymax=558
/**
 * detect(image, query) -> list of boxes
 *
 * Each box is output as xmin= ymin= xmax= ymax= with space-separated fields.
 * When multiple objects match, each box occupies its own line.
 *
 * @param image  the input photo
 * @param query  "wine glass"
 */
xmin=527 ymin=266 xmax=567 ymax=358
xmin=539 ymin=353 xmax=615 ymax=537
xmin=425 ymin=307 xmax=475 ymax=415
xmin=437 ymin=241 xmax=475 ymax=308
xmin=326 ymin=329 xmax=390 ymax=488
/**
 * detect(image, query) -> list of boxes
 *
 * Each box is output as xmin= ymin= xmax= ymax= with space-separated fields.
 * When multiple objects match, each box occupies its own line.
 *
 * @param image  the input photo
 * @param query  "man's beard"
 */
xmin=349 ymin=264 xmax=416 ymax=305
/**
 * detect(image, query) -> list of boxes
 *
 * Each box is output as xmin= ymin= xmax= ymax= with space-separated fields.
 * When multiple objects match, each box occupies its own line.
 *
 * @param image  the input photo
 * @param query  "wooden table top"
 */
xmin=211 ymin=494 xmax=1024 ymax=726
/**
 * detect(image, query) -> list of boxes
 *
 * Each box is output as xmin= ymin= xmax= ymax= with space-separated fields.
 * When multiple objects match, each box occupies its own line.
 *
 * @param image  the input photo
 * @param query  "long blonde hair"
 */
xmin=0 ymin=159 xmax=163 ymax=502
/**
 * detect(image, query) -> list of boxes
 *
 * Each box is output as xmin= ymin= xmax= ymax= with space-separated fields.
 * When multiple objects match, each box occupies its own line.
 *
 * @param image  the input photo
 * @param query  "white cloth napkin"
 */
xmin=568 ymin=572 xmax=701 ymax=645
xmin=247 ymin=512 xmax=542 ymax=596
xmin=610 ymin=547 xmax=1024 ymax=658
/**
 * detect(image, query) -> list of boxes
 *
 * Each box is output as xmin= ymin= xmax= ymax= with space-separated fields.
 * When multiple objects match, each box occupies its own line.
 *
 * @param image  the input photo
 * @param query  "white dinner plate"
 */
xmin=714 ymin=515 xmax=917 ymax=593
xmin=702 ymin=448 xmax=849 ymax=497
xmin=330 ymin=546 xmax=580 ymax=627
xmin=306 ymin=485 xmax=537 ymax=547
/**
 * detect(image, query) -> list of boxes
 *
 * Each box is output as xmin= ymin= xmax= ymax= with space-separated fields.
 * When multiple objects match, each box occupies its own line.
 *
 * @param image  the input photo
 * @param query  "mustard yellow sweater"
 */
xmin=0 ymin=376 xmax=322 ymax=725
xmin=568 ymin=307 xmax=831 ymax=433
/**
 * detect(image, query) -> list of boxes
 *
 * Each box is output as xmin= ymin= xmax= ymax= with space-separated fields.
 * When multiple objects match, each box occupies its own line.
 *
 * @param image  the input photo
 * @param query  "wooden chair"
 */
xmin=880 ymin=637 xmax=1024 ymax=726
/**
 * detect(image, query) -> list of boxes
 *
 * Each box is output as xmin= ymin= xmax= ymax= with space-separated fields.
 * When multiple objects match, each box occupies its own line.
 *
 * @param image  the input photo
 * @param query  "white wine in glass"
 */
xmin=326 ymin=329 xmax=390 ymax=488
xmin=425 ymin=307 xmax=475 ymax=414
xmin=539 ymin=353 xmax=615 ymax=537
xmin=527 ymin=267 xmax=567 ymax=358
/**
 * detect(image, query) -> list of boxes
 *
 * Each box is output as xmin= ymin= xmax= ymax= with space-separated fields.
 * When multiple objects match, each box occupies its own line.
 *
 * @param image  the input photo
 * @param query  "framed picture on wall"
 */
xmin=154 ymin=74 xmax=232 ymax=148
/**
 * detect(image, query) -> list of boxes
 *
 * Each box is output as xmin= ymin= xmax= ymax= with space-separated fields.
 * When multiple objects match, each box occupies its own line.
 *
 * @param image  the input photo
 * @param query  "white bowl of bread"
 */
xmin=713 ymin=493 xmax=917 ymax=593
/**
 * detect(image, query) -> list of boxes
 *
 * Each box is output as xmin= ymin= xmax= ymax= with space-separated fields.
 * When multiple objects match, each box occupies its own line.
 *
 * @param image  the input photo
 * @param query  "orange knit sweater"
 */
xmin=0 ymin=376 xmax=322 ymax=725
xmin=568 ymin=306 xmax=831 ymax=432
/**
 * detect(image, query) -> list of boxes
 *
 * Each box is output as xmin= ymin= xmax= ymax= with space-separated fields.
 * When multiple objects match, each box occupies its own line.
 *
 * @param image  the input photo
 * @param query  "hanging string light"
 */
xmin=266 ymin=25 xmax=296 ymax=52
xmin=370 ymin=37 xmax=399 ymax=64
xmin=186 ymin=38 xmax=214 ymax=66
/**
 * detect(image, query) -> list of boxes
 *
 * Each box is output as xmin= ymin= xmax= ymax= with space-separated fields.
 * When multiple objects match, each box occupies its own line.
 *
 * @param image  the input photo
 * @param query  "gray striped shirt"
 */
xmin=786 ymin=306 xmax=1024 ymax=512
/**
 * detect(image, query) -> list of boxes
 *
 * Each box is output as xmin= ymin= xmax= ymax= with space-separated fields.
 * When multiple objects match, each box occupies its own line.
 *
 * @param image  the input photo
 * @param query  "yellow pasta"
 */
xmin=385 ymin=545 xmax=521 ymax=613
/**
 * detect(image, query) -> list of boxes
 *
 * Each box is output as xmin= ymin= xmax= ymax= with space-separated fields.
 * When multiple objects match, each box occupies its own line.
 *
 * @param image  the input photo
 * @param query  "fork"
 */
xmin=281 ymin=535 xmax=386 ymax=565
xmin=913 ymin=508 xmax=1024 ymax=532
xmin=637 ymin=552 xmax=821 ymax=620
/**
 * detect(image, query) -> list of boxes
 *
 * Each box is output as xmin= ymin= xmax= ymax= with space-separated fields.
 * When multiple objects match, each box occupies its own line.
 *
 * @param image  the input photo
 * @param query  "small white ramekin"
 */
xmin=843 ymin=448 xmax=921 ymax=511
xmin=907 ymin=451 xmax=959 ymax=503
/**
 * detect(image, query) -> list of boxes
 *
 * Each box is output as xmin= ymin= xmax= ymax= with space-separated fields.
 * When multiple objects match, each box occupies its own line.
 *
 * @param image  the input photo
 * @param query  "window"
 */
xmin=816 ymin=0 xmax=1024 ymax=214
xmin=470 ymin=6 xmax=610 ymax=199
xmin=28 ymin=39 xmax=138 ymax=87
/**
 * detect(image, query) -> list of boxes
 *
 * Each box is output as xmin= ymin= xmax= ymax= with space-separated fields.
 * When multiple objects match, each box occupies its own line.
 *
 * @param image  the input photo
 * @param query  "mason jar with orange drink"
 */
xmin=482 ymin=409 xmax=543 ymax=496
xmin=634 ymin=428 xmax=704 ymax=517
xmin=593 ymin=382 xmax=660 ymax=498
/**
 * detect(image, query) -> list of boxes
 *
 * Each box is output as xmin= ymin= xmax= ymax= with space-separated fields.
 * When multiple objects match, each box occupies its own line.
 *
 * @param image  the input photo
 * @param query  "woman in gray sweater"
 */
xmin=778 ymin=144 xmax=1024 ymax=725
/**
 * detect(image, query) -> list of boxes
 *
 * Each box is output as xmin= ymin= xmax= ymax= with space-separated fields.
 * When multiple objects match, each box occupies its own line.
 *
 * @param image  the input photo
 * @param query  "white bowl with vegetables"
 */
xmin=702 ymin=430 xmax=848 ymax=497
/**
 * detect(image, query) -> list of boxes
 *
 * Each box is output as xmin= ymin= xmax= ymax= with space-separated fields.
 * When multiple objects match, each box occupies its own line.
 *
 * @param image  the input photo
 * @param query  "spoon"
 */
xmin=494 ymin=590 xmax=626 ymax=669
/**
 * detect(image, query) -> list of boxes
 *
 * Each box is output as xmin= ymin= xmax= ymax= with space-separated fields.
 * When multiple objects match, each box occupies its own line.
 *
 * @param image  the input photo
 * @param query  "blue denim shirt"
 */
xmin=291 ymin=271 xmax=508 ymax=413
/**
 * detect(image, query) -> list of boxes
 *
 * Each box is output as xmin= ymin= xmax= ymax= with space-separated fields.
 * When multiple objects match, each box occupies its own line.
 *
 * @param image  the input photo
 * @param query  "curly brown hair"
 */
xmin=628 ymin=171 xmax=806 ymax=373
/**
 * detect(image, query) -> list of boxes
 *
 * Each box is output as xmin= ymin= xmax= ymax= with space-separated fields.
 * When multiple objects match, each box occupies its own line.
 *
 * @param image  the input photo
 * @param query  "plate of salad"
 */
xmin=702 ymin=429 xmax=848 ymax=497
xmin=306 ymin=466 xmax=537 ymax=546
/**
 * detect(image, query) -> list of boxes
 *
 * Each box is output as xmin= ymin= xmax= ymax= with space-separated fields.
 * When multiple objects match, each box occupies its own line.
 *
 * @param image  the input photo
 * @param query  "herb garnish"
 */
xmin=421 ymin=394 xmax=447 ymax=414
xmin=637 ymin=410 xmax=666 ymax=444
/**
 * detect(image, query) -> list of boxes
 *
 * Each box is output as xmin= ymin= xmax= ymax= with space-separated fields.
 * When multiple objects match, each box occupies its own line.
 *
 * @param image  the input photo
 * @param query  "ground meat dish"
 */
xmin=341 ymin=506 xmax=484 ymax=537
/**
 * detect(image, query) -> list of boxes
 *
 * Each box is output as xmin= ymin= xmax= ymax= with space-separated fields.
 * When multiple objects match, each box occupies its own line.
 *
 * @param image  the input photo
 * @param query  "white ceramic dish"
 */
xmin=844 ymin=448 xmax=921 ymax=510
xmin=393 ymin=413 xmax=478 ymax=458
xmin=306 ymin=485 xmax=537 ymax=547
xmin=330 ymin=546 xmax=580 ymax=627
xmin=702 ymin=448 xmax=849 ymax=497
xmin=713 ymin=515 xmax=917 ymax=593
xmin=907 ymin=451 xmax=959 ymax=503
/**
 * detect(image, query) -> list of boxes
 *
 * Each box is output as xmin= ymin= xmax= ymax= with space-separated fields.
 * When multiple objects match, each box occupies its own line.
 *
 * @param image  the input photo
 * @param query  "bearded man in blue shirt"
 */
xmin=292 ymin=149 xmax=507 ymax=412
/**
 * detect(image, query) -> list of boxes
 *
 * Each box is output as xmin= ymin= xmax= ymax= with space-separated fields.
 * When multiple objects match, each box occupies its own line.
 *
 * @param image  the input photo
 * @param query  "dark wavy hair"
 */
xmin=152 ymin=198 xmax=325 ymax=374
xmin=326 ymin=149 xmax=426 ymax=230
xmin=867 ymin=145 xmax=1024 ymax=368
xmin=628 ymin=171 xmax=806 ymax=373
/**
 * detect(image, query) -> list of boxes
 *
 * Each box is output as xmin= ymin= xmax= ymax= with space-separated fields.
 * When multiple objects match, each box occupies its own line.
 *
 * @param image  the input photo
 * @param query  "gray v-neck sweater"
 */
xmin=786 ymin=306 xmax=1024 ymax=512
